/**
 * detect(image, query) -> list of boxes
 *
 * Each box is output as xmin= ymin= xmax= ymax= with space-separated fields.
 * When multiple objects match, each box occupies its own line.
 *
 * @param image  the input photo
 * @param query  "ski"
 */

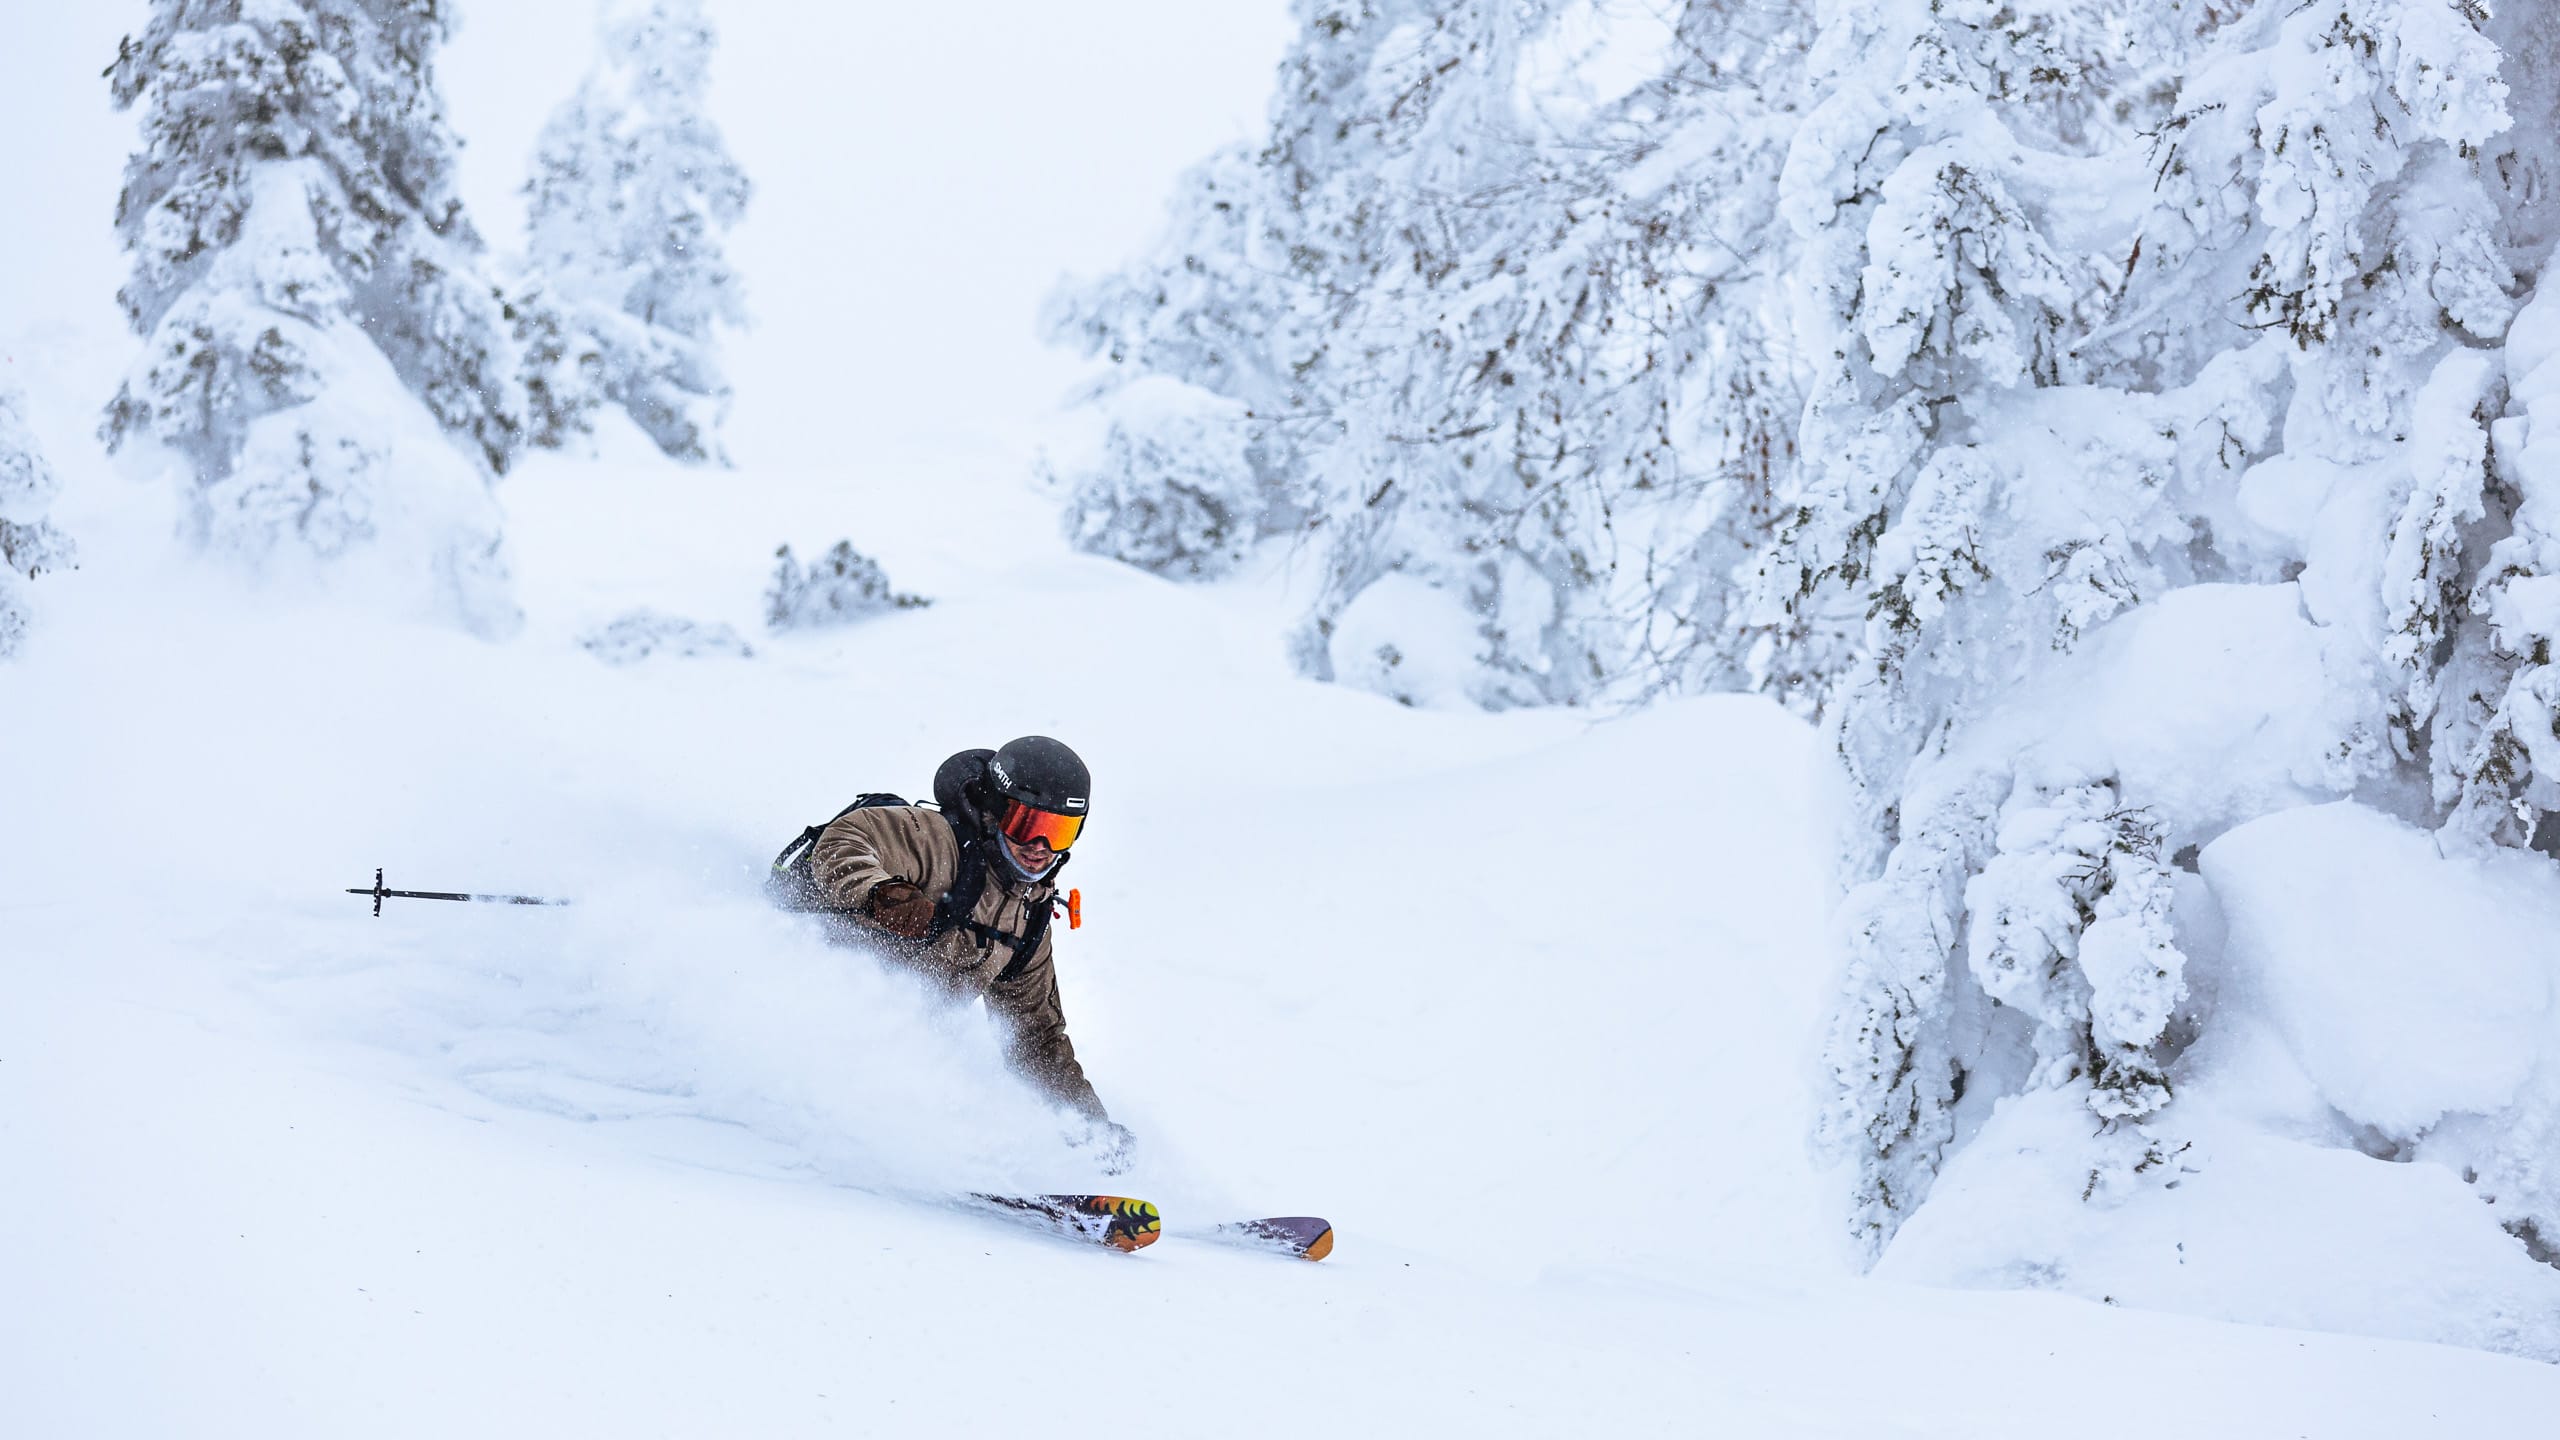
xmin=1206 ymin=1215 xmax=1335 ymax=1262
xmin=958 ymin=1195 xmax=1326 ymax=1260
xmin=972 ymin=1193 xmax=1162 ymax=1252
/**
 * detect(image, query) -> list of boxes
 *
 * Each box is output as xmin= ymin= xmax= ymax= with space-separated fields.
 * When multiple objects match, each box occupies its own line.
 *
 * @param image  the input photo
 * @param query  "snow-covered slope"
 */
xmin=6 ymin=455 xmax=2556 ymax=1435
xmin=5 ymin=3 xmax=2559 ymax=1434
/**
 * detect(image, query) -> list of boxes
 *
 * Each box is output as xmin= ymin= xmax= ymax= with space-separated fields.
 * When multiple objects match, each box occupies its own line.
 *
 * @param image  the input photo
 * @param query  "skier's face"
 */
xmin=1001 ymin=830 xmax=1061 ymax=878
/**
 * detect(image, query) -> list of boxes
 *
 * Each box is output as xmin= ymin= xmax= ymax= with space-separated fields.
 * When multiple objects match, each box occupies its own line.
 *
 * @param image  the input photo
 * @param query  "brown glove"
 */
xmin=864 ymin=880 xmax=936 ymax=940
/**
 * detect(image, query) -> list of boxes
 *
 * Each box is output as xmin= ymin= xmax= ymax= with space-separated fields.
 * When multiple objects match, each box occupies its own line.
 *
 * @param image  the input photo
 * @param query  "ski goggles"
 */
xmin=996 ymin=799 xmax=1085 ymax=853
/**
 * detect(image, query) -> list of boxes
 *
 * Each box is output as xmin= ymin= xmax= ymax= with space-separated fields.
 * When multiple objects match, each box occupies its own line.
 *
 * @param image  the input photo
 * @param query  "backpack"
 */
xmin=767 ymin=756 xmax=1070 ymax=973
xmin=766 ymin=792 xmax=911 ymax=913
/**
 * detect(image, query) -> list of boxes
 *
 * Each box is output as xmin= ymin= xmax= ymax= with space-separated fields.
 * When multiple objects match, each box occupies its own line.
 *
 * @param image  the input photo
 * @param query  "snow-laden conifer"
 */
xmin=1056 ymin=377 xmax=1269 ymax=580
xmin=1045 ymin=141 xmax=1308 ymax=579
xmin=1808 ymin=0 xmax=2543 ymax=1257
xmin=1054 ymin=0 xmax=1813 ymax=707
xmin=2440 ymin=272 xmax=2560 ymax=846
xmin=102 ymin=0 xmax=521 ymax=635
xmin=1070 ymin=0 xmax=2560 ymax=1270
xmin=0 ymin=384 xmax=75 ymax=659
xmin=765 ymin=542 xmax=928 ymax=632
xmin=521 ymin=0 xmax=750 ymax=464
xmin=1964 ymin=777 xmax=2184 ymax=1118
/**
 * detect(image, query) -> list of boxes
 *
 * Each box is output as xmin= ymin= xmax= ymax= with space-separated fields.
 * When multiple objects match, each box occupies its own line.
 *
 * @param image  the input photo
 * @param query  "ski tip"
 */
xmin=1217 ymin=1216 xmax=1334 ymax=1261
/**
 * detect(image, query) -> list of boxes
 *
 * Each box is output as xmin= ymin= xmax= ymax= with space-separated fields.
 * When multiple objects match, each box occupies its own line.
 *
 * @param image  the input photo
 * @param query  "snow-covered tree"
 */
xmin=1045 ymin=140 xmax=1309 ymax=579
xmin=2427 ymin=0 xmax=2560 ymax=851
xmin=2412 ymin=444 xmax=2560 ymax=1273
xmin=1055 ymin=376 xmax=1273 ymax=580
xmin=765 ymin=541 xmax=927 ymax=632
xmin=1068 ymin=0 xmax=2560 ymax=1280
xmin=1808 ymin=0 xmax=2540 ymax=1257
xmin=1054 ymin=0 xmax=1816 ymax=708
xmin=1 ymin=384 xmax=76 ymax=659
xmin=520 ymin=0 xmax=751 ymax=464
xmin=103 ymin=0 xmax=522 ymax=635
xmin=2439 ymin=272 xmax=2560 ymax=847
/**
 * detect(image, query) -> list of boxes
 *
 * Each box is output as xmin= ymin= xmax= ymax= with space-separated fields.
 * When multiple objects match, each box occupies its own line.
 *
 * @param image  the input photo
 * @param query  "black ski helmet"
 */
xmin=985 ymin=736 xmax=1090 ymax=818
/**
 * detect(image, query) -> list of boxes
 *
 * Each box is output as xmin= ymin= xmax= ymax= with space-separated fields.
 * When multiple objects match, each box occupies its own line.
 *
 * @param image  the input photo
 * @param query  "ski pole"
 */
xmin=347 ymin=867 xmax=572 ymax=917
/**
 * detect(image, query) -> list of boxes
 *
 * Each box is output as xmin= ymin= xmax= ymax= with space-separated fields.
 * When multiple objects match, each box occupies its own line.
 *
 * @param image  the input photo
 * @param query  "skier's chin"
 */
xmin=1001 ymin=847 xmax=1059 ymax=883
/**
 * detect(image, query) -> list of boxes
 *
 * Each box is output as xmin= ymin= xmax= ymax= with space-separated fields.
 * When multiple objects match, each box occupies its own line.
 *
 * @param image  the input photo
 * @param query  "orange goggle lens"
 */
xmin=997 ymin=801 xmax=1084 ymax=853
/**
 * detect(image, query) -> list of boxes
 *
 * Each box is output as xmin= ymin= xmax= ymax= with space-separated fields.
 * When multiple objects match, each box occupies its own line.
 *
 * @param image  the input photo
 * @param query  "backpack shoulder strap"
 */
xmin=991 ymin=886 xmax=1058 ymax=986
xmin=928 ymin=809 xmax=989 ymax=942
xmin=939 ymin=835 xmax=1071 ymax=975
xmin=987 ymin=853 xmax=1070 ymax=984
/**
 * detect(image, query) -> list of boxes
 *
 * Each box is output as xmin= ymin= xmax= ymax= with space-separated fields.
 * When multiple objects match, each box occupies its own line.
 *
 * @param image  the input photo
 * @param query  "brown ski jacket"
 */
xmin=809 ymin=804 xmax=1106 ymax=1120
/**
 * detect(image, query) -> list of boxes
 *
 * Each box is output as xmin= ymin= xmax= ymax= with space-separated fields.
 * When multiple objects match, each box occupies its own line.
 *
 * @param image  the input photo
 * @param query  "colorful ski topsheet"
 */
xmin=975 ymin=1193 xmax=1162 ymax=1252
xmin=1211 ymin=1216 xmax=1335 ymax=1262
xmin=968 ymin=1195 xmax=1333 ymax=1260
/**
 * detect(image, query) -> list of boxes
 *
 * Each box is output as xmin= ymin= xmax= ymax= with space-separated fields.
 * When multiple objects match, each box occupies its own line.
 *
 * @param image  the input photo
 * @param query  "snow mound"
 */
xmin=1987 ymin=584 xmax=2383 ymax=838
xmin=2202 ymin=802 xmax=2559 ymax=1134
xmin=1885 ymin=800 xmax=2560 ymax=1360
xmin=1873 ymin=794 xmax=2560 ymax=1352
xmin=1327 ymin=573 xmax=1486 ymax=709
xmin=1881 ymin=1084 xmax=2560 ymax=1361
xmin=579 ymin=608 xmax=755 ymax=664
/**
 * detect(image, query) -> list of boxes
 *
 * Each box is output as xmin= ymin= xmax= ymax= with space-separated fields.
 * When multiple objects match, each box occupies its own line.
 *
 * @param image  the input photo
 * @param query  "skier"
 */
xmin=799 ymin=736 xmax=1134 ymax=1170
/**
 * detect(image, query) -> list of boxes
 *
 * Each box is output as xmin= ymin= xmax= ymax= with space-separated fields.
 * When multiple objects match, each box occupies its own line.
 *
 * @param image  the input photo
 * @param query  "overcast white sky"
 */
xmin=0 ymin=1 xmax=1294 ymax=476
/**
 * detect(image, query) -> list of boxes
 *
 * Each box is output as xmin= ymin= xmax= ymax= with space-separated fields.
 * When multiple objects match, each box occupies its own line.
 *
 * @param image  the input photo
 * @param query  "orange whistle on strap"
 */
xmin=1066 ymin=889 xmax=1083 ymax=930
